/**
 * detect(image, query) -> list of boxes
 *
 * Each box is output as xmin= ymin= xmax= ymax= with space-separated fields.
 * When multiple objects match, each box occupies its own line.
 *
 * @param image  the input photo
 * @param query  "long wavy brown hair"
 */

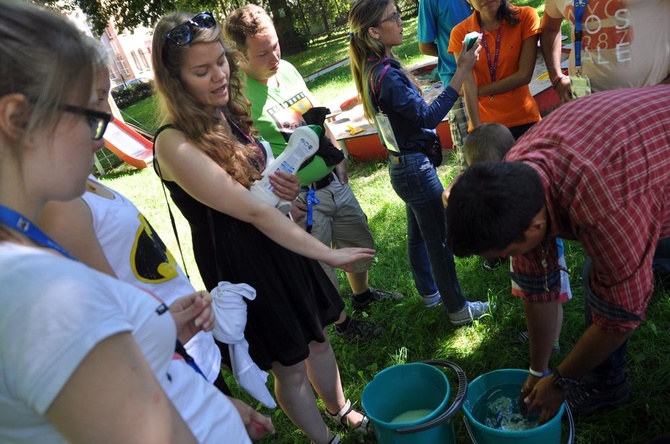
xmin=152 ymin=11 xmax=262 ymax=188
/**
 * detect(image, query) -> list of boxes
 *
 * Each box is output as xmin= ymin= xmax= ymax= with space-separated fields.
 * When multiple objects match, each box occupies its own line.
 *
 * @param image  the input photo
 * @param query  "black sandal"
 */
xmin=325 ymin=399 xmax=371 ymax=435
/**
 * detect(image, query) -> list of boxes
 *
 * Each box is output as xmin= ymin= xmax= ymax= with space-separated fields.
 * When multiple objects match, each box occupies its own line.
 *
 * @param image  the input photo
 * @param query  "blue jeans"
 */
xmin=652 ymin=237 xmax=670 ymax=273
xmin=582 ymin=258 xmax=628 ymax=386
xmin=389 ymin=152 xmax=466 ymax=313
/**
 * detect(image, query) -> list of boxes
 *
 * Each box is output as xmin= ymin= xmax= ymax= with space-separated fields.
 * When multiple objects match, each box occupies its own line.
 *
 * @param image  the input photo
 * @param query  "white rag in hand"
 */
xmin=211 ymin=281 xmax=277 ymax=409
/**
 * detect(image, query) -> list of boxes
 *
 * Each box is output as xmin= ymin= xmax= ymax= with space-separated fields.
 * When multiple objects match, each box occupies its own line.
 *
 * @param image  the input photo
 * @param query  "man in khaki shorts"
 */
xmin=224 ymin=5 xmax=403 ymax=340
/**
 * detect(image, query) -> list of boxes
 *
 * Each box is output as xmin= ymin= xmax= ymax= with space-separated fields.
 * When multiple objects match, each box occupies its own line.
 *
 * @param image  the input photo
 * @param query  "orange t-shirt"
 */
xmin=449 ymin=6 xmax=541 ymax=129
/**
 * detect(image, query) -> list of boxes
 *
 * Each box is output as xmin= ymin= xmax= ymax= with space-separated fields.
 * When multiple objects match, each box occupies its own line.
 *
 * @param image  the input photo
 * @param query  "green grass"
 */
xmin=119 ymin=94 xmax=160 ymax=134
xmin=283 ymin=32 xmax=351 ymax=78
xmin=99 ymin=152 xmax=670 ymax=444
xmin=291 ymin=15 xmax=435 ymax=106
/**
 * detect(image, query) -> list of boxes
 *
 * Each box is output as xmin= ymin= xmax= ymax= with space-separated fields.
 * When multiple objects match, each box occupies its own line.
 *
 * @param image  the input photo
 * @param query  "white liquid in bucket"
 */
xmin=472 ymin=384 xmax=540 ymax=431
xmin=390 ymin=409 xmax=434 ymax=423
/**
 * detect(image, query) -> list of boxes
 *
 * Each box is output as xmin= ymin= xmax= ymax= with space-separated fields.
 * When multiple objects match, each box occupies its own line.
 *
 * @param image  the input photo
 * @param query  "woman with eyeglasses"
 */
xmin=348 ymin=0 xmax=493 ymax=326
xmin=151 ymin=11 xmax=375 ymax=444
xmin=0 ymin=2 xmax=268 ymax=442
xmin=39 ymin=49 xmax=277 ymax=444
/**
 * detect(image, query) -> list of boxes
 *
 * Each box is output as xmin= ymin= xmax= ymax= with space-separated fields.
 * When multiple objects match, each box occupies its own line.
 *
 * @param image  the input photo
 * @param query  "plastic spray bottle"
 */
xmin=250 ymin=125 xmax=322 ymax=214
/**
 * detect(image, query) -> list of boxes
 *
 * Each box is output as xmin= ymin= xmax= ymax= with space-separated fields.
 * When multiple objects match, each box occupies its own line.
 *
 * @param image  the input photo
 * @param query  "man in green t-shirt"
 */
xmin=224 ymin=5 xmax=404 ymax=340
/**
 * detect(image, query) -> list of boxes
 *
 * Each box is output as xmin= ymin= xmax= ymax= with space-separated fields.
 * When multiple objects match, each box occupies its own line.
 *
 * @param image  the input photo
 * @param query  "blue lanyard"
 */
xmin=306 ymin=188 xmax=320 ymax=234
xmin=0 ymin=205 xmax=77 ymax=260
xmin=478 ymin=17 xmax=503 ymax=83
xmin=175 ymin=339 xmax=207 ymax=379
xmin=573 ymin=0 xmax=588 ymax=71
xmin=0 ymin=206 xmax=191 ymax=372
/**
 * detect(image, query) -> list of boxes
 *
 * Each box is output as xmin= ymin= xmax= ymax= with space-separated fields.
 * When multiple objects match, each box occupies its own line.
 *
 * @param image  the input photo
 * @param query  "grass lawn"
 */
xmin=106 ymin=3 xmax=669 ymax=442
xmin=100 ymin=153 xmax=670 ymax=444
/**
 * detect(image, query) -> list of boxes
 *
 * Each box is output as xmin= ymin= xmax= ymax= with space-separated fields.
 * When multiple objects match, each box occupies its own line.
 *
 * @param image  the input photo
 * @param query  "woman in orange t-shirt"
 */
xmin=449 ymin=1 xmax=541 ymax=139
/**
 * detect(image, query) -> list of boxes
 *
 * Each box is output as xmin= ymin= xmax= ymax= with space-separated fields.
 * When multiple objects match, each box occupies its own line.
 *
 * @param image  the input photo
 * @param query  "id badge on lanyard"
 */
xmin=571 ymin=0 xmax=592 ymax=98
xmin=369 ymin=60 xmax=400 ymax=153
xmin=375 ymin=112 xmax=400 ymax=154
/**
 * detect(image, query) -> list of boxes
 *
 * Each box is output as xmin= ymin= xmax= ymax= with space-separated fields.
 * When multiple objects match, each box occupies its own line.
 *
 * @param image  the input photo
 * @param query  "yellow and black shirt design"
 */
xmin=130 ymin=213 xmax=179 ymax=284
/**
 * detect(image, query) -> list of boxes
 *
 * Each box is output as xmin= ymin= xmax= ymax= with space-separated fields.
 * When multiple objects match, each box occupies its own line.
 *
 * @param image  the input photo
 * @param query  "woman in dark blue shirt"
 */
xmin=349 ymin=0 xmax=492 ymax=325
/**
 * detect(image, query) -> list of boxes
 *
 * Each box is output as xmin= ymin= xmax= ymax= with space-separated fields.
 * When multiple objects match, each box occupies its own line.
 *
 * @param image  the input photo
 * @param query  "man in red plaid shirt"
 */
xmin=446 ymin=85 xmax=670 ymax=422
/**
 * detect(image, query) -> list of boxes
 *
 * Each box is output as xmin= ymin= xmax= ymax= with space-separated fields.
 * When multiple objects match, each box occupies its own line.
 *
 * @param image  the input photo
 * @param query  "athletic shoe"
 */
xmin=351 ymin=287 xmax=404 ymax=311
xmin=449 ymin=301 xmax=493 ymax=326
xmin=335 ymin=318 xmax=384 ymax=340
xmin=422 ymin=292 xmax=442 ymax=308
xmin=513 ymin=330 xmax=561 ymax=356
xmin=483 ymin=257 xmax=505 ymax=271
xmin=512 ymin=330 xmax=530 ymax=344
xmin=567 ymin=377 xmax=631 ymax=416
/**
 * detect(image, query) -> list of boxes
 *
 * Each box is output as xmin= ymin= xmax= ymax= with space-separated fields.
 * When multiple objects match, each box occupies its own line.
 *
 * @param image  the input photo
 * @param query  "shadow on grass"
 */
xmin=99 ymin=163 xmax=148 ymax=180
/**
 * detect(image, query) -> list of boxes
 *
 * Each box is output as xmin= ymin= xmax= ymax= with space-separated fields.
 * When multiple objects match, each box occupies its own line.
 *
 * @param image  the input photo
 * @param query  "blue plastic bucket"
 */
xmin=462 ymin=369 xmax=574 ymax=444
xmin=362 ymin=360 xmax=467 ymax=444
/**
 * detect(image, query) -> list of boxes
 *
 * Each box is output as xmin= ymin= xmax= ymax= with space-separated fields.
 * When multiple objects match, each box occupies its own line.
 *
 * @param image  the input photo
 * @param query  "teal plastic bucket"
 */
xmin=462 ymin=369 xmax=574 ymax=444
xmin=362 ymin=360 xmax=467 ymax=444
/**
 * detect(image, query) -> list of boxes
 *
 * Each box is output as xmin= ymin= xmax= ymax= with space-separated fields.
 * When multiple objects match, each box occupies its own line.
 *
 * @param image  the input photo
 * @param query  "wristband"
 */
xmin=552 ymin=74 xmax=566 ymax=90
xmin=529 ymin=367 xmax=551 ymax=378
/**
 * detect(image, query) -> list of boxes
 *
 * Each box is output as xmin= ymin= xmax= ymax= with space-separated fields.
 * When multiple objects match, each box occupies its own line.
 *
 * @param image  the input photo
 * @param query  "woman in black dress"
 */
xmin=151 ymin=11 xmax=374 ymax=444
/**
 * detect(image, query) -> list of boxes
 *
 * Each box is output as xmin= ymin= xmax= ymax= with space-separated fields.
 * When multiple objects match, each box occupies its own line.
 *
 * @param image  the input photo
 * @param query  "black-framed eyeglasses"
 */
xmin=378 ymin=11 xmax=402 ymax=25
xmin=59 ymin=104 xmax=113 ymax=140
xmin=166 ymin=11 xmax=217 ymax=46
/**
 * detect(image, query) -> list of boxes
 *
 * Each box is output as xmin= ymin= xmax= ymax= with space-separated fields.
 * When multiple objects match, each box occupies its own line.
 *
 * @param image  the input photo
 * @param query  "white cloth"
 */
xmin=0 ymin=244 xmax=250 ymax=443
xmin=83 ymin=177 xmax=221 ymax=383
xmin=166 ymin=359 xmax=249 ymax=443
xmin=211 ymin=281 xmax=277 ymax=409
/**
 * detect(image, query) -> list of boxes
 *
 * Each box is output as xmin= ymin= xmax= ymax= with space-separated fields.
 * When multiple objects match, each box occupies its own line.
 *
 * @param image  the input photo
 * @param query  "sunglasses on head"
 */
xmin=59 ymin=104 xmax=113 ymax=140
xmin=166 ymin=11 xmax=217 ymax=46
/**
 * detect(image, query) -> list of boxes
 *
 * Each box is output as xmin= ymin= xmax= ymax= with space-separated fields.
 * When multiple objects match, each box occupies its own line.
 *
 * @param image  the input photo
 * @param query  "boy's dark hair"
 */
xmin=446 ymin=162 xmax=545 ymax=256
xmin=464 ymin=123 xmax=516 ymax=165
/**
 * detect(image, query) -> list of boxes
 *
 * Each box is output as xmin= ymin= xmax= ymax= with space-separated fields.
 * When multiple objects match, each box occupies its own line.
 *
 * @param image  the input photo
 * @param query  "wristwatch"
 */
xmin=551 ymin=369 xmax=579 ymax=393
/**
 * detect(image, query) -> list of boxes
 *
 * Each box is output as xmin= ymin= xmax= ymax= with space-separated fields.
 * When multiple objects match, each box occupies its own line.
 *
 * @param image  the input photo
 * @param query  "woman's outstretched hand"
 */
xmin=324 ymin=247 xmax=375 ymax=271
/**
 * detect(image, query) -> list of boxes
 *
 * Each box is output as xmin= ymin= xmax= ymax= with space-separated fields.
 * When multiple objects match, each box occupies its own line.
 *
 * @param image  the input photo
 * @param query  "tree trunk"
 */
xmin=295 ymin=1 xmax=312 ymax=40
xmin=317 ymin=0 xmax=331 ymax=36
xmin=267 ymin=0 xmax=306 ymax=55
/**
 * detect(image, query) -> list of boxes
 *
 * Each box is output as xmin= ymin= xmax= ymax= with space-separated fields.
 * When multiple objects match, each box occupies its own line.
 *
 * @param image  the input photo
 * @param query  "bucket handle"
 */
xmin=396 ymin=360 xmax=468 ymax=434
xmin=462 ymin=401 xmax=575 ymax=444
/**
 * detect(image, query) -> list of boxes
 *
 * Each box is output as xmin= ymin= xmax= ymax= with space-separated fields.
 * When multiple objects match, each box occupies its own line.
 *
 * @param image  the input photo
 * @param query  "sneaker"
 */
xmin=653 ymin=269 xmax=670 ymax=289
xmin=449 ymin=301 xmax=492 ymax=326
xmin=422 ymin=292 xmax=442 ymax=308
xmin=483 ymin=257 xmax=505 ymax=271
xmin=335 ymin=318 xmax=384 ymax=340
xmin=512 ymin=331 xmax=561 ymax=356
xmin=512 ymin=330 xmax=530 ymax=344
xmin=567 ymin=377 xmax=630 ymax=416
xmin=351 ymin=287 xmax=404 ymax=311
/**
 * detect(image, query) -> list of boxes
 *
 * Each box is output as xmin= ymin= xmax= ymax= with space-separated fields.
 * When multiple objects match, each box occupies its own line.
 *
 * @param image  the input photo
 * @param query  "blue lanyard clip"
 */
xmin=306 ymin=188 xmax=320 ymax=233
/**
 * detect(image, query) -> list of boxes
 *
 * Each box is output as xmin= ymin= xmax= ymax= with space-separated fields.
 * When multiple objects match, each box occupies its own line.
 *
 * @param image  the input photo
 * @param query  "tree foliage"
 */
xmin=36 ymin=0 xmax=417 ymax=52
xmin=38 ymin=0 xmax=305 ymax=53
